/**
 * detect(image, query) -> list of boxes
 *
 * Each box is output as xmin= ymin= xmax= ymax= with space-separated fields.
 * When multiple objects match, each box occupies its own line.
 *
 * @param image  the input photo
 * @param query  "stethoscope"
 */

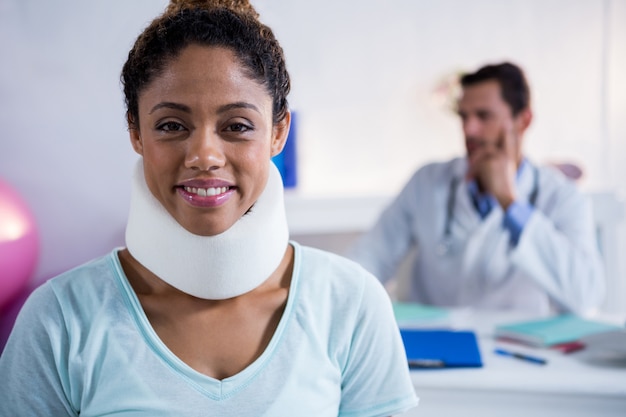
xmin=436 ymin=166 xmax=539 ymax=256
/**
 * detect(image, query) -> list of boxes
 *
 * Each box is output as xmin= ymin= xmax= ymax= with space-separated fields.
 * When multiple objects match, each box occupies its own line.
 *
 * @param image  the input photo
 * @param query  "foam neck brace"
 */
xmin=125 ymin=160 xmax=289 ymax=300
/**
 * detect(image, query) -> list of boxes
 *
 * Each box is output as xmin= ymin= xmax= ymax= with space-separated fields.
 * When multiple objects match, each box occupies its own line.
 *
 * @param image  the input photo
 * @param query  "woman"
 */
xmin=0 ymin=1 xmax=418 ymax=416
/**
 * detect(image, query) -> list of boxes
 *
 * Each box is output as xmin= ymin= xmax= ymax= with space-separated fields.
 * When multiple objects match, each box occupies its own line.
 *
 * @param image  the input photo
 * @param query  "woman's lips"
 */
xmin=183 ymin=185 xmax=229 ymax=197
xmin=177 ymin=185 xmax=236 ymax=207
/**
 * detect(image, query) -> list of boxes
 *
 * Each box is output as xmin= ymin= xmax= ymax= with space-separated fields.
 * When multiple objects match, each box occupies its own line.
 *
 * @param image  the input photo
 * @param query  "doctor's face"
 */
xmin=457 ymin=80 xmax=525 ymax=161
xmin=129 ymin=45 xmax=288 ymax=237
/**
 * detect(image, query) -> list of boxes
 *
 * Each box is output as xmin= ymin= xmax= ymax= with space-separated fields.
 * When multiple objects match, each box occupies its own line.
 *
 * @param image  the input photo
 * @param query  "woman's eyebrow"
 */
xmin=149 ymin=102 xmax=191 ymax=114
xmin=149 ymin=101 xmax=260 ymax=115
xmin=217 ymin=102 xmax=260 ymax=114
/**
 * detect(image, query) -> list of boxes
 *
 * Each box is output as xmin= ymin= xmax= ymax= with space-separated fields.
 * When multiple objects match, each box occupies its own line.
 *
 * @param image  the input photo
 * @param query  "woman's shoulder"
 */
xmin=295 ymin=243 xmax=374 ymax=278
xmin=7 ymin=251 xmax=121 ymax=345
xmin=292 ymin=242 xmax=389 ymax=304
xmin=26 ymin=250 xmax=123 ymax=318
xmin=288 ymin=242 xmax=400 ymax=357
xmin=47 ymin=250 xmax=120 ymax=290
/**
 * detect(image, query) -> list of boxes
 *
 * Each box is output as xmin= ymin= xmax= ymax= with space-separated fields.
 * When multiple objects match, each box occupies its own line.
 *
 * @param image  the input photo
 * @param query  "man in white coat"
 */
xmin=347 ymin=62 xmax=605 ymax=315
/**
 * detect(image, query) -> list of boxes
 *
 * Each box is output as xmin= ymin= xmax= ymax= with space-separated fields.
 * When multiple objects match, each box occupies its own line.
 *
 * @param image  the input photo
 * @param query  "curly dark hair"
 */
xmin=121 ymin=4 xmax=290 ymax=128
xmin=460 ymin=62 xmax=530 ymax=116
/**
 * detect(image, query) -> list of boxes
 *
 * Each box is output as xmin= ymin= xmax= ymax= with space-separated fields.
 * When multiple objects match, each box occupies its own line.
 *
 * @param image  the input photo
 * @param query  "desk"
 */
xmin=397 ymin=310 xmax=626 ymax=417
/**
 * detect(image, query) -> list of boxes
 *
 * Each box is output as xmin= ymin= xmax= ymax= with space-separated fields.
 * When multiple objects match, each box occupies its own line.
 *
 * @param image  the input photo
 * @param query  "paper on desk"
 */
xmin=575 ymin=329 xmax=626 ymax=366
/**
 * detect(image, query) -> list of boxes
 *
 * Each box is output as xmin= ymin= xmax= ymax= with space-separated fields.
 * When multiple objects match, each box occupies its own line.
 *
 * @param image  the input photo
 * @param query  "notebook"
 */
xmin=392 ymin=302 xmax=449 ymax=324
xmin=399 ymin=329 xmax=483 ymax=369
xmin=494 ymin=314 xmax=621 ymax=347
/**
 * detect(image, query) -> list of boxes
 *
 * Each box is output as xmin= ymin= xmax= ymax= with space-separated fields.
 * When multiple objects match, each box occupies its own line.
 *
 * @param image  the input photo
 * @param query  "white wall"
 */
xmin=257 ymin=0 xmax=624 ymax=196
xmin=605 ymin=0 xmax=626 ymax=315
xmin=1 ymin=0 xmax=624 ymax=310
xmin=0 ymin=0 xmax=169 ymax=280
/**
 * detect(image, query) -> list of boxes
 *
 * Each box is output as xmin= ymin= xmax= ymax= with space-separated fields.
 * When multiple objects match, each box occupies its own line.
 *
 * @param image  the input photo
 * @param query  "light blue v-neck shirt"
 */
xmin=0 ymin=242 xmax=418 ymax=417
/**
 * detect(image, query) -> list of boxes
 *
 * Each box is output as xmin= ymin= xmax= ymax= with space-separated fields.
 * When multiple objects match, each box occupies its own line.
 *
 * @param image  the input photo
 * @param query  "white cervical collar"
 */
xmin=125 ymin=160 xmax=289 ymax=300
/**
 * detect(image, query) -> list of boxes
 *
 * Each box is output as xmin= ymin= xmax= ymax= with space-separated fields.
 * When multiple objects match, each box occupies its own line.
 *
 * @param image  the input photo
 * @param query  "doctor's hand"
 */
xmin=466 ymin=127 xmax=519 ymax=210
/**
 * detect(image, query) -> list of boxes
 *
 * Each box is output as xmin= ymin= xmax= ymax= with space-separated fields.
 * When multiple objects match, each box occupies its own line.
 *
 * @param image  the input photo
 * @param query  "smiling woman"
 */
xmin=128 ymin=44 xmax=285 ymax=237
xmin=0 ymin=1 xmax=418 ymax=416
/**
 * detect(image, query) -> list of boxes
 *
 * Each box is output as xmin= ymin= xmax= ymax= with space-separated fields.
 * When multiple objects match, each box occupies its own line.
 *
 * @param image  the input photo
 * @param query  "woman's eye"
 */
xmin=226 ymin=122 xmax=251 ymax=133
xmin=157 ymin=121 xmax=185 ymax=132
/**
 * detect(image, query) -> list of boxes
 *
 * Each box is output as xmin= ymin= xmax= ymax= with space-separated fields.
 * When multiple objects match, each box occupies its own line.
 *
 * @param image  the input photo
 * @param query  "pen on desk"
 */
xmin=494 ymin=348 xmax=547 ymax=365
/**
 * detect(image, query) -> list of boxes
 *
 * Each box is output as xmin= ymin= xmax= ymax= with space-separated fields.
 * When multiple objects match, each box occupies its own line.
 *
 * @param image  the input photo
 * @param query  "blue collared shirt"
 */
xmin=467 ymin=160 xmax=534 ymax=246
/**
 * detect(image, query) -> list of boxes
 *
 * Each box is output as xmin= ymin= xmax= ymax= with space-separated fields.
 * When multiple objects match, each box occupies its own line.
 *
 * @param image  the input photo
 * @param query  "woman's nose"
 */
xmin=184 ymin=129 xmax=226 ymax=171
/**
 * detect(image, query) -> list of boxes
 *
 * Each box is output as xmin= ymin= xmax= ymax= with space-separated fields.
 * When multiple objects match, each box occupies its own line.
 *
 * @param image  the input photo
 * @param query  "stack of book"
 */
xmin=494 ymin=314 xmax=621 ymax=353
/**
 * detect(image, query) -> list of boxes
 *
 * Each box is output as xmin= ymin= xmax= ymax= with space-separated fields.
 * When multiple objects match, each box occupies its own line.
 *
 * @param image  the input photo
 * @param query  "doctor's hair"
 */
xmin=121 ymin=0 xmax=290 ymax=129
xmin=460 ymin=62 xmax=530 ymax=116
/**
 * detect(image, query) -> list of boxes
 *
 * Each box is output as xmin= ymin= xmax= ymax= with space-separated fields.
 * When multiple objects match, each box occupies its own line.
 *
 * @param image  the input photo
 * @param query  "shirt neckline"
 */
xmin=109 ymin=242 xmax=302 ymax=400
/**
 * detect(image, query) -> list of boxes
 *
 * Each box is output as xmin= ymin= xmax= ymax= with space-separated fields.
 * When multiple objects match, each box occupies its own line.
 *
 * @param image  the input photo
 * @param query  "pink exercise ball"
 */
xmin=0 ymin=178 xmax=39 ymax=311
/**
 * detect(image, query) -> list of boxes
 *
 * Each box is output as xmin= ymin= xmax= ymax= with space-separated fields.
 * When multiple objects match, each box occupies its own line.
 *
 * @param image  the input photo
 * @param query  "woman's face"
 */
xmin=130 ymin=44 xmax=289 ymax=236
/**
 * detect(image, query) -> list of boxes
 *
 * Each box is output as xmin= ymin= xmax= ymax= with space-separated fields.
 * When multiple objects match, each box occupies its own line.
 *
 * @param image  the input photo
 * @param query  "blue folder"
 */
xmin=400 ymin=329 xmax=483 ymax=369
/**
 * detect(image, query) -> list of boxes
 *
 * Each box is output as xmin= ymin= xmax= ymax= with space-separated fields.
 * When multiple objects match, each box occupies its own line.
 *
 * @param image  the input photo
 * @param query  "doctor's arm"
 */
xmin=509 ymin=189 xmax=606 ymax=314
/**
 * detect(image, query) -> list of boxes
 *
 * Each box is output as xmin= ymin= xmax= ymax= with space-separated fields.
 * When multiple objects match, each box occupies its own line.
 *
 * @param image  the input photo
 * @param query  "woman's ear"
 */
xmin=127 ymin=113 xmax=144 ymax=155
xmin=270 ymin=111 xmax=291 ymax=157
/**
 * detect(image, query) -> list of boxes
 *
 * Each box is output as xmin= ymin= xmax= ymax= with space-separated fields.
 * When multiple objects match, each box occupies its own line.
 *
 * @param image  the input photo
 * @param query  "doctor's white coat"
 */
xmin=347 ymin=157 xmax=605 ymax=314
